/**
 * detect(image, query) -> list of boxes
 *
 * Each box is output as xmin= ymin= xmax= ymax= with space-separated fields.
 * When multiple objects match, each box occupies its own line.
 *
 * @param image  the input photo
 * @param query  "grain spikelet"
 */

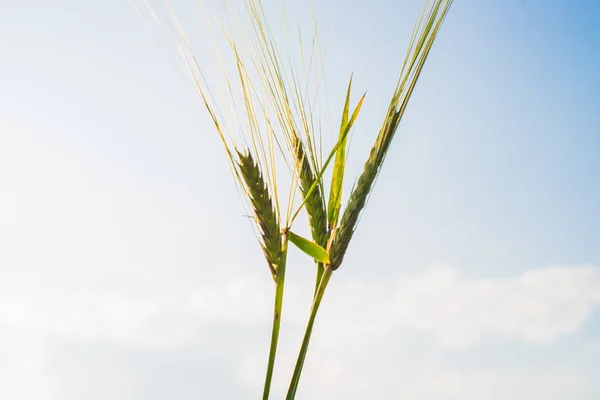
xmin=292 ymin=135 xmax=328 ymax=247
xmin=330 ymin=0 xmax=452 ymax=270
xmin=237 ymin=150 xmax=282 ymax=276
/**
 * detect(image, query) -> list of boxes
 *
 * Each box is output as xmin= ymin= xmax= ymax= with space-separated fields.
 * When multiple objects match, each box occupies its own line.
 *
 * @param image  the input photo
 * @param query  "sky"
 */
xmin=1 ymin=0 xmax=600 ymax=399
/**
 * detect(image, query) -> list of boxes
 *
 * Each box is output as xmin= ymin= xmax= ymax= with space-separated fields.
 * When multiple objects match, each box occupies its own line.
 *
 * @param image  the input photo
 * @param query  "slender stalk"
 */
xmin=314 ymin=262 xmax=324 ymax=296
xmin=262 ymin=235 xmax=289 ymax=400
xmin=285 ymin=265 xmax=333 ymax=400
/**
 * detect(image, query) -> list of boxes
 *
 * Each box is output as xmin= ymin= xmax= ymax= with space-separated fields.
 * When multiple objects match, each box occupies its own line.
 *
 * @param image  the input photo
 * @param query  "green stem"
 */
xmin=314 ymin=262 xmax=324 ymax=296
xmin=285 ymin=265 xmax=333 ymax=400
xmin=262 ymin=236 xmax=289 ymax=400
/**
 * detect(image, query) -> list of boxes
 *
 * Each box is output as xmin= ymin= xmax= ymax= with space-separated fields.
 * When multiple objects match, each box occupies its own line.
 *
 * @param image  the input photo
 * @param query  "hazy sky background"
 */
xmin=1 ymin=0 xmax=599 ymax=399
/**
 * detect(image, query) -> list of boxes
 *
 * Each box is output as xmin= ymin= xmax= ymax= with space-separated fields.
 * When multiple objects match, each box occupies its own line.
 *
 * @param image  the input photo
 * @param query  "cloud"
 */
xmin=0 ymin=191 xmax=17 ymax=222
xmin=235 ymin=264 xmax=600 ymax=398
xmin=291 ymin=264 xmax=600 ymax=356
xmin=385 ymin=366 xmax=596 ymax=400
xmin=2 ymin=264 xmax=599 ymax=350
xmin=0 ymin=277 xmax=271 ymax=350
xmin=2 ymin=265 xmax=598 ymax=350
xmin=390 ymin=264 xmax=600 ymax=346
xmin=0 ymin=331 xmax=57 ymax=399
xmin=1 ymin=264 xmax=599 ymax=399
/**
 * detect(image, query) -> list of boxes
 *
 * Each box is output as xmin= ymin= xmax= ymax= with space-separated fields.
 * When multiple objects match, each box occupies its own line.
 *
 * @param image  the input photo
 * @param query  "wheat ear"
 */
xmin=329 ymin=111 xmax=401 ymax=269
xmin=330 ymin=0 xmax=452 ymax=271
xmin=237 ymin=150 xmax=282 ymax=276
xmin=292 ymin=136 xmax=328 ymax=247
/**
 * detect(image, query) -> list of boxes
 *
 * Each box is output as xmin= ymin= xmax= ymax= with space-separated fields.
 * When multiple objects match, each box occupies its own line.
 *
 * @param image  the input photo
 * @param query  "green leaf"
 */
xmin=288 ymin=231 xmax=330 ymax=264
xmin=327 ymin=77 xmax=365 ymax=228
xmin=346 ymin=93 xmax=366 ymax=142
xmin=290 ymin=91 xmax=365 ymax=224
xmin=327 ymin=76 xmax=352 ymax=228
xmin=341 ymin=76 xmax=352 ymax=128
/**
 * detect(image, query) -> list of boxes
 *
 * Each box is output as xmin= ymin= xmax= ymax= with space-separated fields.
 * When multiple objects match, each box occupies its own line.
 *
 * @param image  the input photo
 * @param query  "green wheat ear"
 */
xmin=292 ymin=136 xmax=328 ymax=247
xmin=329 ymin=110 xmax=402 ymax=269
xmin=237 ymin=150 xmax=282 ymax=278
xmin=330 ymin=0 xmax=453 ymax=270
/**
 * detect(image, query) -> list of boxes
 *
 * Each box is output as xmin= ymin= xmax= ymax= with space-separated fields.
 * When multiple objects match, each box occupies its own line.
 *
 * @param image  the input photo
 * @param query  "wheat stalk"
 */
xmin=286 ymin=1 xmax=454 ymax=397
xmin=133 ymin=0 xmax=453 ymax=398
xmin=135 ymin=1 xmax=330 ymax=398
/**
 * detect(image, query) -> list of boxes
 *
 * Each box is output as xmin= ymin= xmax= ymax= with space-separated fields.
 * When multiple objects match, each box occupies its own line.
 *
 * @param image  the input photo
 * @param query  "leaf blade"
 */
xmin=327 ymin=76 xmax=352 ymax=228
xmin=290 ymin=92 xmax=365 ymax=224
xmin=288 ymin=231 xmax=330 ymax=264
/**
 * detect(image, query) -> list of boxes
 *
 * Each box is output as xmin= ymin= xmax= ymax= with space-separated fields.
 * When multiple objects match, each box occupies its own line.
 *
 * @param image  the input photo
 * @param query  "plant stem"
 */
xmin=262 ymin=236 xmax=289 ymax=400
xmin=314 ymin=262 xmax=324 ymax=296
xmin=285 ymin=265 xmax=333 ymax=400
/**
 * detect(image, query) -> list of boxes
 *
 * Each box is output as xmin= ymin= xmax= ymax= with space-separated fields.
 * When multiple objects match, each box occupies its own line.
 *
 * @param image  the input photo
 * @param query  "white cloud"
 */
xmin=2 ymin=266 xmax=598 ymax=351
xmin=0 ymin=331 xmax=58 ymax=399
xmin=0 ymin=277 xmax=271 ymax=350
xmin=391 ymin=366 xmax=594 ymax=400
xmin=235 ymin=264 xmax=600 ymax=398
xmin=1 ymin=264 xmax=599 ymax=399
xmin=0 ymin=191 xmax=17 ymax=221
xmin=390 ymin=264 xmax=600 ymax=346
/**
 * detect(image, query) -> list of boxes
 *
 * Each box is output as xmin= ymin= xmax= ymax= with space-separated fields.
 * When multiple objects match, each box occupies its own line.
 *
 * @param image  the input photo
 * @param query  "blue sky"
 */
xmin=1 ymin=0 xmax=599 ymax=399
